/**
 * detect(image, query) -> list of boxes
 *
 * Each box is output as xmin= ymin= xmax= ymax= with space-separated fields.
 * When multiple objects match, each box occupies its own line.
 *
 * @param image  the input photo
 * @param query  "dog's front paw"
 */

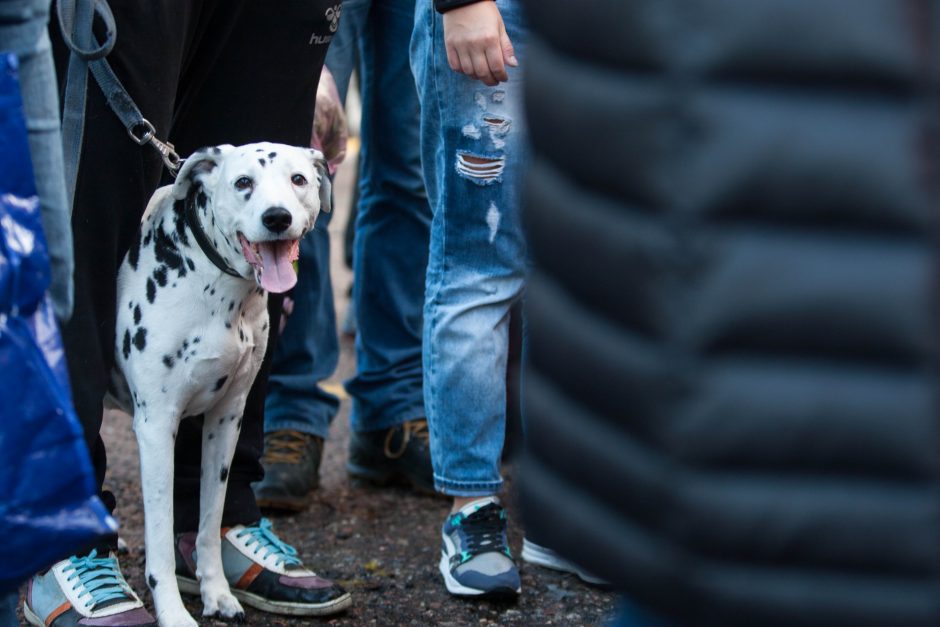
xmin=156 ymin=609 xmax=199 ymax=627
xmin=202 ymin=589 xmax=245 ymax=621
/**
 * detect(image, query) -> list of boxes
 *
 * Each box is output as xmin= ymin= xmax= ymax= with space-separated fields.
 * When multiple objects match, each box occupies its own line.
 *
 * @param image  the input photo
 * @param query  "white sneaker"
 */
xmin=522 ymin=538 xmax=609 ymax=586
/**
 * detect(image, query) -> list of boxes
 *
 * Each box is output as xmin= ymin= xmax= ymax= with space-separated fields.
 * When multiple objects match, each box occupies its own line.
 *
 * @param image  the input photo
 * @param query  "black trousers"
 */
xmin=51 ymin=0 xmax=338 ymax=533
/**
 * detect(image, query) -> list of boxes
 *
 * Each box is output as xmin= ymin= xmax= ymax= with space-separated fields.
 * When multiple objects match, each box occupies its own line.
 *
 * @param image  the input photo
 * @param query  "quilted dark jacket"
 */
xmin=519 ymin=2 xmax=940 ymax=626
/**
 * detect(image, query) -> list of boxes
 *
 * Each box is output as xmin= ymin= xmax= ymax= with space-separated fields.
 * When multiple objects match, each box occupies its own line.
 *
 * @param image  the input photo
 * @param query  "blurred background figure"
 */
xmin=520 ymin=2 xmax=940 ymax=626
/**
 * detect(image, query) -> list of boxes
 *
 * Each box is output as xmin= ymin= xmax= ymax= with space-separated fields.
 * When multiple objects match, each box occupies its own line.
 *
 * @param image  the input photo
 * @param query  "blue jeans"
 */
xmin=265 ymin=208 xmax=339 ymax=439
xmin=411 ymin=1 xmax=527 ymax=496
xmin=0 ymin=0 xmax=71 ymax=321
xmin=326 ymin=0 xmax=430 ymax=433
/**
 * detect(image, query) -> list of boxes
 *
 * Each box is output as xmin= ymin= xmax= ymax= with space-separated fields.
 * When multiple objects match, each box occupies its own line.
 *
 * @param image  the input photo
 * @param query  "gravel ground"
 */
xmin=17 ymin=141 xmax=618 ymax=627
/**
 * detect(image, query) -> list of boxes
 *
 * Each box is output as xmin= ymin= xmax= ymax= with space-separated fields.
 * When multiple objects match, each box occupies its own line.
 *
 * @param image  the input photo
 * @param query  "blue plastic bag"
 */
xmin=0 ymin=53 xmax=114 ymax=593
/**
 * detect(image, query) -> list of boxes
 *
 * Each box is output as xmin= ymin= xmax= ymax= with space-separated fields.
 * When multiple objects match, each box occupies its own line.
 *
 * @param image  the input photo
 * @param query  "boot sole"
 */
xmin=255 ymin=494 xmax=311 ymax=512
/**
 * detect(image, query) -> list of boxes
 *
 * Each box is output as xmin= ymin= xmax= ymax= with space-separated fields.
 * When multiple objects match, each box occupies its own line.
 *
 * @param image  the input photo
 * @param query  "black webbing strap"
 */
xmin=56 ymin=0 xmax=180 ymax=214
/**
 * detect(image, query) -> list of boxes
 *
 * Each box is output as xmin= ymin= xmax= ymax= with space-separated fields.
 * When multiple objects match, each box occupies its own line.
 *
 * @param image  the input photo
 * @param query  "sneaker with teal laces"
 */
xmin=440 ymin=497 xmax=521 ymax=599
xmin=24 ymin=550 xmax=157 ymax=626
xmin=175 ymin=518 xmax=351 ymax=616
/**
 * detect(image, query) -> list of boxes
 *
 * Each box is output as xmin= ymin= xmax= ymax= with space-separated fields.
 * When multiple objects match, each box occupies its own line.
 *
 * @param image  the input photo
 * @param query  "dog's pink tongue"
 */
xmin=258 ymin=241 xmax=297 ymax=293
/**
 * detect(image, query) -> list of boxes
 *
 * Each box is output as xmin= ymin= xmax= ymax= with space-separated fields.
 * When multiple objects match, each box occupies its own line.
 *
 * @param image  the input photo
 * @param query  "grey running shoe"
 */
xmin=439 ymin=497 xmax=520 ymax=599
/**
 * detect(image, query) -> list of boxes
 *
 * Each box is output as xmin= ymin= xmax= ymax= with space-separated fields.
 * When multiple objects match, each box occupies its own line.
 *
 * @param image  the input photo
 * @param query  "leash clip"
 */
xmin=128 ymin=119 xmax=182 ymax=175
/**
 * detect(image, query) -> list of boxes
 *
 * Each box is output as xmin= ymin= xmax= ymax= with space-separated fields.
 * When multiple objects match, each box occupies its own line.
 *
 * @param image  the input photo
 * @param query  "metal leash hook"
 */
xmin=128 ymin=119 xmax=182 ymax=176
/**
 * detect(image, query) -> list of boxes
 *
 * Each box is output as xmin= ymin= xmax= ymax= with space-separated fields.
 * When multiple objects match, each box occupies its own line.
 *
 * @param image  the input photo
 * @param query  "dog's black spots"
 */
xmin=172 ymin=283 xmax=177 ymax=288
xmin=153 ymin=265 xmax=168 ymax=287
xmin=238 ymin=328 xmax=245 ymax=342
xmin=225 ymin=321 xmax=231 ymax=329
xmin=153 ymin=225 xmax=186 ymax=277
xmin=204 ymin=284 xmax=210 ymax=292
xmin=128 ymin=301 xmax=133 ymax=310
xmin=142 ymin=229 xmax=152 ymax=247
xmin=230 ymin=415 xmax=237 ymax=422
xmin=148 ymin=575 xmax=157 ymax=589
xmin=220 ymin=466 xmax=228 ymax=482
xmin=268 ymin=152 xmax=277 ymax=160
xmin=193 ymin=336 xmax=201 ymax=344
xmin=228 ymin=301 xmax=235 ymax=312
xmin=186 ymin=258 xmax=195 ymax=271
xmin=211 ymin=146 xmax=222 ymax=155
xmin=210 ymin=288 xmax=215 ymax=296
xmin=213 ymin=376 xmax=228 ymax=391
xmin=163 ymin=354 xmax=175 ymax=368
xmin=171 ymin=199 xmax=190 ymax=246
xmin=133 ymin=327 xmax=147 ymax=352
xmin=258 ymin=158 xmax=266 ymax=167
xmin=176 ymin=348 xmax=183 ymax=359
xmin=133 ymin=305 xmax=142 ymax=325
xmin=236 ymin=418 xmax=242 ymax=430
xmin=128 ymin=229 xmax=142 ymax=270
xmin=196 ymin=190 xmax=208 ymax=209
xmin=244 ymin=191 xmax=252 ymax=202
xmin=261 ymin=321 xmax=269 ymax=332
xmin=182 ymin=340 xmax=189 ymax=349
xmin=122 ymin=330 xmax=131 ymax=360
xmin=146 ymin=278 xmax=156 ymax=303
xmin=207 ymin=432 xmax=214 ymax=440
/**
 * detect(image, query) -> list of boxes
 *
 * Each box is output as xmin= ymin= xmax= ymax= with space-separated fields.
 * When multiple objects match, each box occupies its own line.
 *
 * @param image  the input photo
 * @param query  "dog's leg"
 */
xmin=195 ymin=401 xmax=248 ymax=620
xmin=135 ymin=411 xmax=198 ymax=627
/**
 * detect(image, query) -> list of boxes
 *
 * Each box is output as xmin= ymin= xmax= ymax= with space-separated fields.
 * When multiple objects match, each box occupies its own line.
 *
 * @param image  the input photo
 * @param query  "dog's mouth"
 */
xmin=237 ymin=233 xmax=300 ymax=293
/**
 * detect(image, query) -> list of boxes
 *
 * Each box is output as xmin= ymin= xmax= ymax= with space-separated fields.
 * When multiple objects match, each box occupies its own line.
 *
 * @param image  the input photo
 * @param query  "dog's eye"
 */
xmin=291 ymin=174 xmax=308 ymax=186
xmin=234 ymin=176 xmax=253 ymax=191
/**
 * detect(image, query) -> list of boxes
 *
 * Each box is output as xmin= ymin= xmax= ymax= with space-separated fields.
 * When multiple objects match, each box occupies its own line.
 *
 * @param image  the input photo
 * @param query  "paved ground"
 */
xmin=19 ymin=128 xmax=618 ymax=626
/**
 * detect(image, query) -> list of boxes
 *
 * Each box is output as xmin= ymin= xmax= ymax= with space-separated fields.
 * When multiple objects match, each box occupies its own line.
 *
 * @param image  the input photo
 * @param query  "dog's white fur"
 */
xmin=113 ymin=143 xmax=329 ymax=626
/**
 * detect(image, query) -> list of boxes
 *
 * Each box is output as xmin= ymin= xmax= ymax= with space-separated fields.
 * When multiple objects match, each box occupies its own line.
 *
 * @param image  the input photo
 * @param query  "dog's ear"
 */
xmin=309 ymin=149 xmax=332 ymax=213
xmin=172 ymin=145 xmax=234 ymax=200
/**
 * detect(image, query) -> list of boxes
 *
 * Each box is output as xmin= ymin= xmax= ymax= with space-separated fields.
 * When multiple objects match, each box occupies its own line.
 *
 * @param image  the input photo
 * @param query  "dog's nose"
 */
xmin=262 ymin=207 xmax=293 ymax=233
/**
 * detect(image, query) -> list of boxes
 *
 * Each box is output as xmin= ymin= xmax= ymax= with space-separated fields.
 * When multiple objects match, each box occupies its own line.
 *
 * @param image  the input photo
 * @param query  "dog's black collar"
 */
xmin=184 ymin=191 xmax=243 ymax=279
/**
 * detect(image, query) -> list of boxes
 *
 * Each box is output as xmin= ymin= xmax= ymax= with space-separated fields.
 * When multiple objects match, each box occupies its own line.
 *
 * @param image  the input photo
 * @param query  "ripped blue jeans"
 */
xmin=411 ymin=0 xmax=527 ymax=496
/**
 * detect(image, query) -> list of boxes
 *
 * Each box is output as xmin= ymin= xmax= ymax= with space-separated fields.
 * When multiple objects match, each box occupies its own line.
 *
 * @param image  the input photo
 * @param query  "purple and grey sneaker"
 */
xmin=24 ymin=550 xmax=156 ymax=626
xmin=175 ymin=518 xmax=351 ymax=616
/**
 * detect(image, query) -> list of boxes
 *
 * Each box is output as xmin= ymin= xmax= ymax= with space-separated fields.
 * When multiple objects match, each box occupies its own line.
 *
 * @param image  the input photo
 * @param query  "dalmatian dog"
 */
xmin=112 ymin=142 xmax=330 ymax=626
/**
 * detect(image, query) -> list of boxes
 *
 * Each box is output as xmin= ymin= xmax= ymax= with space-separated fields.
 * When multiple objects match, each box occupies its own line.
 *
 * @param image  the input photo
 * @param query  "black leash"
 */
xmin=183 ymin=192 xmax=242 ymax=279
xmin=56 ymin=0 xmax=181 ymax=213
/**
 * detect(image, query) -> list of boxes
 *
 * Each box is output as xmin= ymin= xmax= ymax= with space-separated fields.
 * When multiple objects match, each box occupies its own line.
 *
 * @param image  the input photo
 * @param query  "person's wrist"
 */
xmin=434 ymin=0 xmax=494 ymax=15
